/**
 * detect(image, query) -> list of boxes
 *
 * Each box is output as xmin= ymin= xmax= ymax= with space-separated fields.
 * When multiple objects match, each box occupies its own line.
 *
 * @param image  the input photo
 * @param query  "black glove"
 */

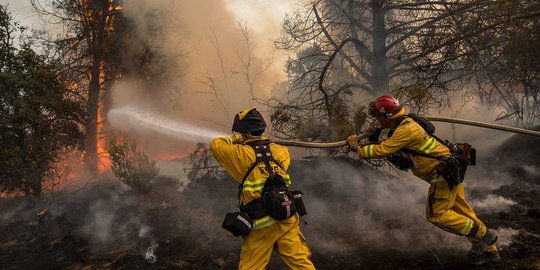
xmin=387 ymin=153 xmax=413 ymax=171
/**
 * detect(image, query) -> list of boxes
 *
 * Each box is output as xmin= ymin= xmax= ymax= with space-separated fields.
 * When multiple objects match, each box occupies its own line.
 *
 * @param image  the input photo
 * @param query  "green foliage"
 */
xmin=0 ymin=6 xmax=84 ymax=196
xmin=106 ymin=138 xmax=159 ymax=194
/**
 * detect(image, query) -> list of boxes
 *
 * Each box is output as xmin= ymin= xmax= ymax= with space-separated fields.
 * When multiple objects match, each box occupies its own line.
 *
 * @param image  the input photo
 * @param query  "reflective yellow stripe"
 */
xmin=252 ymin=215 xmax=277 ymax=230
xmin=242 ymin=175 xmax=291 ymax=192
xmin=363 ymin=145 xmax=373 ymax=158
xmin=282 ymin=174 xmax=292 ymax=186
xmin=242 ymin=183 xmax=265 ymax=192
xmin=429 ymin=174 xmax=445 ymax=184
xmin=461 ymin=218 xmax=474 ymax=235
xmin=420 ymin=137 xmax=437 ymax=154
xmin=242 ymin=179 xmax=266 ymax=192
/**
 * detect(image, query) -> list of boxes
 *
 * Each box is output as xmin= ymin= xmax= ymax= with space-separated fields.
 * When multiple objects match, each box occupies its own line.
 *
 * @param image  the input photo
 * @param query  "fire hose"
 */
xmin=273 ymin=116 xmax=540 ymax=148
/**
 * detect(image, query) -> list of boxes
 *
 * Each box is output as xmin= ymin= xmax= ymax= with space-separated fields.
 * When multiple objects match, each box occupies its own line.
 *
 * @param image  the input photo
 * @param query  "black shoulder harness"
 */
xmin=393 ymin=115 xmax=451 ymax=160
xmin=237 ymin=140 xmax=284 ymax=204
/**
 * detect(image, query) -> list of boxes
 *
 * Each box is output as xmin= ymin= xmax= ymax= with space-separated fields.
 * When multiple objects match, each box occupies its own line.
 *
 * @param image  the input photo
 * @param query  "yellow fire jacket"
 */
xmin=357 ymin=117 xmax=452 ymax=181
xmin=210 ymin=136 xmax=292 ymax=229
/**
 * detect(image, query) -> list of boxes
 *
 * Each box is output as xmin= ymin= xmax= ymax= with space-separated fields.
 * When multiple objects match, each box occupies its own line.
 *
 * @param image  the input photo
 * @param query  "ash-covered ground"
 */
xmin=1 ymin=131 xmax=539 ymax=270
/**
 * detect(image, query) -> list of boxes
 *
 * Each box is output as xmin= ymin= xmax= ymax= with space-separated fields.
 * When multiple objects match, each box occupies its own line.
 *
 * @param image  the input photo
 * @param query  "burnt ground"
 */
xmin=1 ymin=130 xmax=540 ymax=270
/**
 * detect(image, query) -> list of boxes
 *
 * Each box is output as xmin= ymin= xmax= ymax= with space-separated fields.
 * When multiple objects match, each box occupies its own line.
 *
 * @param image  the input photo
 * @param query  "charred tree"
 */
xmin=32 ymin=0 xmax=122 ymax=176
xmin=85 ymin=1 xmax=113 ymax=176
xmin=272 ymin=0 xmax=540 ymax=140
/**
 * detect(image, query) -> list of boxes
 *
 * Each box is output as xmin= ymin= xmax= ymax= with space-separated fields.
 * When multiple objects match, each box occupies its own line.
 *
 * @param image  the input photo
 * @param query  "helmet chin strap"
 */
xmin=233 ymin=131 xmax=263 ymax=139
xmin=383 ymin=105 xmax=403 ymax=118
xmin=245 ymin=134 xmax=263 ymax=139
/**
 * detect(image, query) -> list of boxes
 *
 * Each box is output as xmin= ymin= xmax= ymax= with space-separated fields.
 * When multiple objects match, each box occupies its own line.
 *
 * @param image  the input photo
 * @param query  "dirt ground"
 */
xmin=1 ymin=132 xmax=539 ymax=270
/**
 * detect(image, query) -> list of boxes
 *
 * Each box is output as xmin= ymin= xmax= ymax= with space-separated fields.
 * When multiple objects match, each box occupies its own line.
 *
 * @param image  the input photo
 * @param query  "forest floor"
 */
xmin=1 ymin=131 xmax=539 ymax=270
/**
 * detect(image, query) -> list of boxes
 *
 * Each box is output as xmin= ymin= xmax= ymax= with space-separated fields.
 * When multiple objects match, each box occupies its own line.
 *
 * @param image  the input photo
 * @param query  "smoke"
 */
xmin=41 ymin=176 xmax=236 ymax=260
xmin=144 ymin=242 xmax=158 ymax=264
xmin=494 ymin=227 xmax=520 ymax=248
xmin=77 ymin=184 xmax=157 ymax=253
xmin=0 ymin=136 xmax=536 ymax=267
xmin=0 ymin=199 xmax=31 ymax=224
xmin=290 ymin=159 xmax=460 ymax=253
xmin=154 ymin=159 xmax=191 ymax=190
xmin=289 ymin=114 xmax=539 ymax=255
xmin=425 ymin=92 xmax=513 ymax=159
xmin=106 ymin=0 xmax=289 ymax=155
xmin=471 ymin=194 xmax=517 ymax=214
xmin=140 ymin=225 xmax=159 ymax=264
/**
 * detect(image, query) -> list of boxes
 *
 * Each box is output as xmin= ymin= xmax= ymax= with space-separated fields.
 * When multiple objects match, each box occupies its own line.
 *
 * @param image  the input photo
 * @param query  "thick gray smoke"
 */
xmin=286 ymin=152 xmax=528 ymax=257
xmin=45 ymin=182 xmax=159 ymax=255
xmin=107 ymin=0 xmax=288 ymax=157
xmin=290 ymin=159 xmax=459 ymax=253
xmin=282 ymin=91 xmax=534 ymax=254
xmin=26 ymin=176 xmax=239 ymax=260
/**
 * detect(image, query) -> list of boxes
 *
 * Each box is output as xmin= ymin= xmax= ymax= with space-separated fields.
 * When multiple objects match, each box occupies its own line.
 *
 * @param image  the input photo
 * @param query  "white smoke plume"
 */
xmin=107 ymin=0 xmax=290 ymax=147
xmin=293 ymin=159 xmax=461 ymax=253
xmin=493 ymin=227 xmax=520 ymax=248
xmin=470 ymin=194 xmax=517 ymax=214
xmin=144 ymin=243 xmax=158 ymax=264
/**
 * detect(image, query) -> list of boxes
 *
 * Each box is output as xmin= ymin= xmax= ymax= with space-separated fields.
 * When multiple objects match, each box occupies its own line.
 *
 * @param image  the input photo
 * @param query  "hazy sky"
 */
xmin=2 ymin=0 xmax=42 ymax=28
xmin=1 ymin=0 xmax=299 ymax=52
xmin=0 ymin=0 xmax=300 ymax=102
xmin=1 ymin=0 xmax=305 ymax=155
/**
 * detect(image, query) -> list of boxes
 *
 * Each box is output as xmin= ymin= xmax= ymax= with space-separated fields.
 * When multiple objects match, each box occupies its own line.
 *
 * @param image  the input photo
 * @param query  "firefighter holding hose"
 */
xmin=347 ymin=95 xmax=501 ymax=266
xmin=210 ymin=107 xmax=315 ymax=270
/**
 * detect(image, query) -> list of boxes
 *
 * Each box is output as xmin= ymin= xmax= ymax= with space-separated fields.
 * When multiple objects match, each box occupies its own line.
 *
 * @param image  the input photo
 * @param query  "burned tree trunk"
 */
xmin=84 ymin=56 xmax=102 ymax=176
xmin=83 ymin=1 xmax=116 ymax=176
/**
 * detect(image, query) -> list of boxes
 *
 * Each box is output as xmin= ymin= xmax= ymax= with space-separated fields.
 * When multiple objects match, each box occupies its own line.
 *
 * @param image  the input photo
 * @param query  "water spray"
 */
xmin=108 ymin=106 xmax=226 ymax=143
xmin=108 ymin=106 xmax=539 ymax=149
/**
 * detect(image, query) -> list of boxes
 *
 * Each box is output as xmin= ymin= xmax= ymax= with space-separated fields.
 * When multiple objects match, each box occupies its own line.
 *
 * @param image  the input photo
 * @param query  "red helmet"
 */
xmin=369 ymin=95 xmax=405 ymax=119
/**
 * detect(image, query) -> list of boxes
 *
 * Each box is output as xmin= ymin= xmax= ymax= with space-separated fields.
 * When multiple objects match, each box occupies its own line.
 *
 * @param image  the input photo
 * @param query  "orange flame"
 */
xmin=0 ymin=147 xmax=84 ymax=199
xmin=0 ymin=191 xmax=25 ymax=199
xmin=97 ymin=89 xmax=110 ymax=174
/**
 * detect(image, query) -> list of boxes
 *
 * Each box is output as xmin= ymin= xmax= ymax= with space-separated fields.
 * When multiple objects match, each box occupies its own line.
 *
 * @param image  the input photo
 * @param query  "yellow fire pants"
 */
xmin=239 ymin=214 xmax=315 ymax=270
xmin=426 ymin=175 xmax=496 ymax=251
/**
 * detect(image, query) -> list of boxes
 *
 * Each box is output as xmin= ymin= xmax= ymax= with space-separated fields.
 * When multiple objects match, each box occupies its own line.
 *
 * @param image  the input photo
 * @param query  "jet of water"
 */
xmin=108 ymin=106 xmax=227 ymax=143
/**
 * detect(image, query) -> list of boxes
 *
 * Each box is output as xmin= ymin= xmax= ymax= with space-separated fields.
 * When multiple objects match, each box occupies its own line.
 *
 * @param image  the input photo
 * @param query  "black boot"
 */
xmin=467 ymin=249 xmax=502 ymax=266
xmin=469 ymin=229 xmax=498 ymax=255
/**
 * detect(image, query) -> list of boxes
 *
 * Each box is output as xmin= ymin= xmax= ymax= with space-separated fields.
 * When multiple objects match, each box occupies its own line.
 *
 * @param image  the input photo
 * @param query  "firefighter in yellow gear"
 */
xmin=210 ymin=107 xmax=316 ymax=270
xmin=347 ymin=95 xmax=501 ymax=266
